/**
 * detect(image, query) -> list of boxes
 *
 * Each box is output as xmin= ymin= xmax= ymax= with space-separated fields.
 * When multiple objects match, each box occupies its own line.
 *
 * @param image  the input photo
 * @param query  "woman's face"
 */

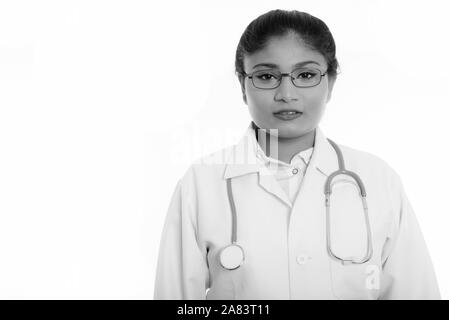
xmin=240 ymin=32 xmax=336 ymax=138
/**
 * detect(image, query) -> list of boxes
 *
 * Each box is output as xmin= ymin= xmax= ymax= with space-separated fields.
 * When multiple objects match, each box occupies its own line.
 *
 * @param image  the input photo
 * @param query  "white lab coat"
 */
xmin=154 ymin=124 xmax=440 ymax=300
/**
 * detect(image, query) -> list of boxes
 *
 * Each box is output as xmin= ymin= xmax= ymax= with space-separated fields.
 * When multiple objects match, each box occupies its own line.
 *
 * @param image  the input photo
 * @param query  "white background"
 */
xmin=0 ymin=0 xmax=448 ymax=299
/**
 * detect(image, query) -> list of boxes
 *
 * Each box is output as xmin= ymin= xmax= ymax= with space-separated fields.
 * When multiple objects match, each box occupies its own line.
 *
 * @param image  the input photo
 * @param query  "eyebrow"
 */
xmin=251 ymin=60 xmax=321 ymax=70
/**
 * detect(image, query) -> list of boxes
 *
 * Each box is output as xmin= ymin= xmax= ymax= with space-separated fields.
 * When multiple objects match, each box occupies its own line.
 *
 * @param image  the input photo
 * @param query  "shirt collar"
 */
xmin=222 ymin=122 xmax=338 ymax=180
xmin=250 ymin=128 xmax=314 ymax=167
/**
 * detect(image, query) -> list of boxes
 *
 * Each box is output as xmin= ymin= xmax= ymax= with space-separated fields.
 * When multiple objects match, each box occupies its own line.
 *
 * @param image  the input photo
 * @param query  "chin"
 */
xmin=276 ymin=125 xmax=313 ymax=139
xmin=277 ymin=130 xmax=304 ymax=139
xmin=255 ymin=119 xmax=313 ymax=138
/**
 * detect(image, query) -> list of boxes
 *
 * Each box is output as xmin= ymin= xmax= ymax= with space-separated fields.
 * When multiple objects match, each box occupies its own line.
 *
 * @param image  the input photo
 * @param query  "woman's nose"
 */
xmin=274 ymin=75 xmax=299 ymax=102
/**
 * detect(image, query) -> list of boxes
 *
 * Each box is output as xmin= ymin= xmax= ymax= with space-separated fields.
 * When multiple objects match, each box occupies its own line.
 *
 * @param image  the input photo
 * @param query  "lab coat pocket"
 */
xmin=206 ymin=271 xmax=236 ymax=300
xmin=206 ymin=247 xmax=239 ymax=300
xmin=327 ymin=178 xmax=380 ymax=300
xmin=330 ymin=261 xmax=380 ymax=300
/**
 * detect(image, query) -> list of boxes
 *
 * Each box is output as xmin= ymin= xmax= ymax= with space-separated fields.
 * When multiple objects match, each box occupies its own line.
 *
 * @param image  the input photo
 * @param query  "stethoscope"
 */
xmin=219 ymin=126 xmax=374 ymax=270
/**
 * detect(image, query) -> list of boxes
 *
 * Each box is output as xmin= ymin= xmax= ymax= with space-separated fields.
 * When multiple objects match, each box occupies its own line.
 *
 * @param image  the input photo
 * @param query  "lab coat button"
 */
xmin=292 ymin=168 xmax=299 ymax=174
xmin=296 ymin=254 xmax=310 ymax=265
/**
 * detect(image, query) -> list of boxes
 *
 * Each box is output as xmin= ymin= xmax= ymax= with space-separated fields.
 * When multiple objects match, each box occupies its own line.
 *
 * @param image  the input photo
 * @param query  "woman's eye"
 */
xmin=257 ymin=73 xmax=276 ymax=80
xmin=297 ymin=72 xmax=317 ymax=79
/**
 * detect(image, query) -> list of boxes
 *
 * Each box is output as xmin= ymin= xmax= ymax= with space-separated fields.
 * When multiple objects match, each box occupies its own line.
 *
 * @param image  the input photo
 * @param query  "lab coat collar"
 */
xmin=223 ymin=122 xmax=337 ymax=180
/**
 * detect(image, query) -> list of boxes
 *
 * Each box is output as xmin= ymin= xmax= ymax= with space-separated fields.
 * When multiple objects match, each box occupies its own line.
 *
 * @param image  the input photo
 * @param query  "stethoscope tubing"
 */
xmin=223 ymin=135 xmax=374 ymax=269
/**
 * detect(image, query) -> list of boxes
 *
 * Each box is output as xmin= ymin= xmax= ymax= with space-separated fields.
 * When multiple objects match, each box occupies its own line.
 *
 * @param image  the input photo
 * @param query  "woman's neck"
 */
xmin=253 ymin=122 xmax=315 ymax=164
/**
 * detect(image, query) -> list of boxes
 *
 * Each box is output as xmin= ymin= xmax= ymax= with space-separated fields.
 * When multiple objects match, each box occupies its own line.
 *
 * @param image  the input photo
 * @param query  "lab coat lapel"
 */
xmin=223 ymin=124 xmax=293 ymax=208
xmin=258 ymin=166 xmax=293 ymax=208
xmin=290 ymin=126 xmax=339 ymax=228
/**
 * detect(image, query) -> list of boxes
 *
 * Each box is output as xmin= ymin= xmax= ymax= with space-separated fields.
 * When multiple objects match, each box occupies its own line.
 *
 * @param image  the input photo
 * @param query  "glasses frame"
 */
xmin=241 ymin=67 xmax=328 ymax=90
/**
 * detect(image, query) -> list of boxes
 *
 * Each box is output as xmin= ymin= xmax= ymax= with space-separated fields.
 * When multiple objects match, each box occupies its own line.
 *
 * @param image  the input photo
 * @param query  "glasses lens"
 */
xmin=252 ymin=70 xmax=281 ymax=89
xmin=291 ymin=68 xmax=322 ymax=87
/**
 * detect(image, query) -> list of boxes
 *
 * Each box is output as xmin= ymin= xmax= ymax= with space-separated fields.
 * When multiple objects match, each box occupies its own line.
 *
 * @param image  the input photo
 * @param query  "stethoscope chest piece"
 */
xmin=219 ymin=243 xmax=244 ymax=270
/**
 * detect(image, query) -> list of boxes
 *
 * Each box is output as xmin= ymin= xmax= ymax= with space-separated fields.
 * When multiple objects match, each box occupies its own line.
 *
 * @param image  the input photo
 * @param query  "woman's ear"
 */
xmin=237 ymin=74 xmax=247 ymax=105
xmin=326 ymin=76 xmax=336 ymax=103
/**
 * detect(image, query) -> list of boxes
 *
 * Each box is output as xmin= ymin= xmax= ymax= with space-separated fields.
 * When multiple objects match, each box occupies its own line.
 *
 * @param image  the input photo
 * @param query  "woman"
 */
xmin=153 ymin=9 xmax=440 ymax=299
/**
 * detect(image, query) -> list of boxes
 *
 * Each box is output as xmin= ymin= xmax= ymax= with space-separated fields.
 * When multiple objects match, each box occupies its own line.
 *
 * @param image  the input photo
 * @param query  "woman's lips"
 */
xmin=273 ymin=111 xmax=303 ymax=120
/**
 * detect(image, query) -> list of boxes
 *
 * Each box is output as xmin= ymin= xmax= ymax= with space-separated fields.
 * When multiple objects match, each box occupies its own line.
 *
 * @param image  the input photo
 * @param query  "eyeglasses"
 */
xmin=241 ymin=67 xmax=327 ymax=89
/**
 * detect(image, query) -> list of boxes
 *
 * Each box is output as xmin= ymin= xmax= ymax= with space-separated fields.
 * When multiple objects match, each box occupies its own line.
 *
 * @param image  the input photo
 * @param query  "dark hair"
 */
xmin=235 ymin=9 xmax=339 ymax=80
